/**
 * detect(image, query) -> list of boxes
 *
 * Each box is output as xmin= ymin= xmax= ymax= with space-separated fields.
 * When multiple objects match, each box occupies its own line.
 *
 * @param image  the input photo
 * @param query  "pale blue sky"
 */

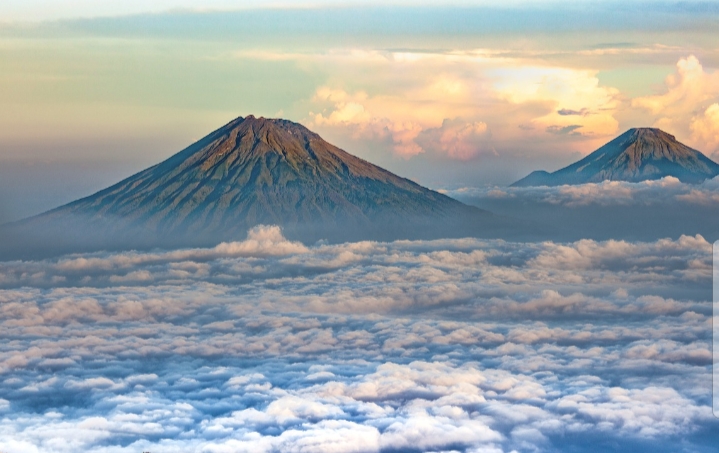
xmin=1 ymin=0 xmax=713 ymax=21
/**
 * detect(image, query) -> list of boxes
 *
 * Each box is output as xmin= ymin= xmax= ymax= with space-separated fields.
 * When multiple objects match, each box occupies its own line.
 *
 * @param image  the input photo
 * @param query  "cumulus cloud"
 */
xmin=632 ymin=55 xmax=719 ymax=154
xmin=419 ymin=118 xmax=495 ymax=161
xmin=302 ymin=49 xmax=625 ymax=161
xmin=690 ymin=103 xmax=719 ymax=156
xmin=309 ymin=85 xmax=456 ymax=158
xmin=632 ymin=56 xmax=717 ymax=115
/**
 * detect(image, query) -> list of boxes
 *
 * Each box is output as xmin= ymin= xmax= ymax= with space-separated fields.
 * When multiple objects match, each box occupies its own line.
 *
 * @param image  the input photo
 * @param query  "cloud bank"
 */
xmin=0 ymin=226 xmax=716 ymax=452
xmin=446 ymin=175 xmax=719 ymax=207
xmin=444 ymin=177 xmax=719 ymax=242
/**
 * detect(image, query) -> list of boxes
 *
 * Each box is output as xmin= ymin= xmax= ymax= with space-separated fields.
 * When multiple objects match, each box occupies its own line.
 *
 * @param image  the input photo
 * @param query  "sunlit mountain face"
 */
xmin=1 ymin=2 xmax=718 ymax=453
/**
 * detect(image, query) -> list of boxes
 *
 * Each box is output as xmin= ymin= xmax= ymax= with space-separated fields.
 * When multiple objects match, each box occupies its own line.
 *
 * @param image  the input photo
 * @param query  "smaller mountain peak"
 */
xmin=512 ymin=127 xmax=719 ymax=186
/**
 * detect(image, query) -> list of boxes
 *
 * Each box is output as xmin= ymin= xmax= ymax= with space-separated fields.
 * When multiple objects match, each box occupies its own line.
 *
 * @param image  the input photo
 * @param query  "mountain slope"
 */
xmin=2 ymin=116 xmax=523 ymax=257
xmin=42 ymin=115 xmax=472 ymax=232
xmin=512 ymin=128 xmax=719 ymax=186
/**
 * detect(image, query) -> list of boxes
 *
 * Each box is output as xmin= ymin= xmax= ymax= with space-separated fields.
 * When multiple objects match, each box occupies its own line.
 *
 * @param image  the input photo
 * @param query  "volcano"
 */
xmin=512 ymin=128 xmax=719 ymax=186
xmin=2 ymin=116 xmax=518 ymax=257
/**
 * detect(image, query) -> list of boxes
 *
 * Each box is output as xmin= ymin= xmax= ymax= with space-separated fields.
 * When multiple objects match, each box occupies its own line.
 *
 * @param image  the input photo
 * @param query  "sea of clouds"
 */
xmin=444 ymin=175 xmax=719 ymax=207
xmin=0 ymin=225 xmax=717 ymax=452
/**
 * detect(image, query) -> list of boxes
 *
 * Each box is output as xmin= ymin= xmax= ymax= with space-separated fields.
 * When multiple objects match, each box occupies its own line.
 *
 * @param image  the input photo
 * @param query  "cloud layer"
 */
xmin=0 ymin=226 xmax=716 ymax=452
xmin=445 ymin=177 xmax=719 ymax=243
xmin=447 ymin=175 xmax=719 ymax=207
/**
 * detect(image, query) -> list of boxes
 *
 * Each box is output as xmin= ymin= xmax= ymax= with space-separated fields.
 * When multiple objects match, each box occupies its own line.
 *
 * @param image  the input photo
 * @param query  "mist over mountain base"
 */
xmin=0 ymin=211 xmax=537 ymax=261
xmin=446 ymin=176 xmax=719 ymax=243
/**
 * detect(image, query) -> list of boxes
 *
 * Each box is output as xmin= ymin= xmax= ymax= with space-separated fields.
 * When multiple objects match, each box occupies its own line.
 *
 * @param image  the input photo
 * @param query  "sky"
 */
xmin=0 ymin=1 xmax=719 ymax=221
xmin=4 ymin=0 xmax=705 ymax=22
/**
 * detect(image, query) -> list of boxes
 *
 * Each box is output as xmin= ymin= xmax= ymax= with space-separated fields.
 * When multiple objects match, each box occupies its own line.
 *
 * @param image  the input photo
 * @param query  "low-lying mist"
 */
xmin=445 ymin=176 xmax=719 ymax=243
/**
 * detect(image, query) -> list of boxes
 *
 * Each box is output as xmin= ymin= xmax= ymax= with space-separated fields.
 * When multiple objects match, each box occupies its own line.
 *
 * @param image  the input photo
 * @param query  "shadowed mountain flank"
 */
xmin=1 ymin=116 xmax=525 ymax=258
xmin=512 ymin=128 xmax=719 ymax=186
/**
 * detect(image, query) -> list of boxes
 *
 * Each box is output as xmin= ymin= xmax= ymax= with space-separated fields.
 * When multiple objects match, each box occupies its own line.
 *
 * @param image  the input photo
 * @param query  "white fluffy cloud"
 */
xmin=690 ymin=103 xmax=719 ymax=155
xmin=632 ymin=55 xmax=719 ymax=154
xmin=309 ymin=85 xmax=450 ymax=158
xmin=304 ymin=49 xmax=624 ymax=160
xmin=420 ymin=118 xmax=495 ymax=161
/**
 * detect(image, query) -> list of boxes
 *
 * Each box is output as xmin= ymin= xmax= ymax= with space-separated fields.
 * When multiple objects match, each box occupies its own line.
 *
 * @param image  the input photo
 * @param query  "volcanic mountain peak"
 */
xmin=213 ymin=115 xmax=321 ymax=160
xmin=2 ymin=115 xmax=522 ymax=257
xmin=512 ymin=127 xmax=719 ymax=186
xmin=604 ymin=127 xmax=691 ymax=161
xmin=168 ymin=115 xmax=401 ymax=185
xmin=626 ymin=127 xmax=674 ymax=139
xmin=63 ymin=114 xmax=437 ymax=222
